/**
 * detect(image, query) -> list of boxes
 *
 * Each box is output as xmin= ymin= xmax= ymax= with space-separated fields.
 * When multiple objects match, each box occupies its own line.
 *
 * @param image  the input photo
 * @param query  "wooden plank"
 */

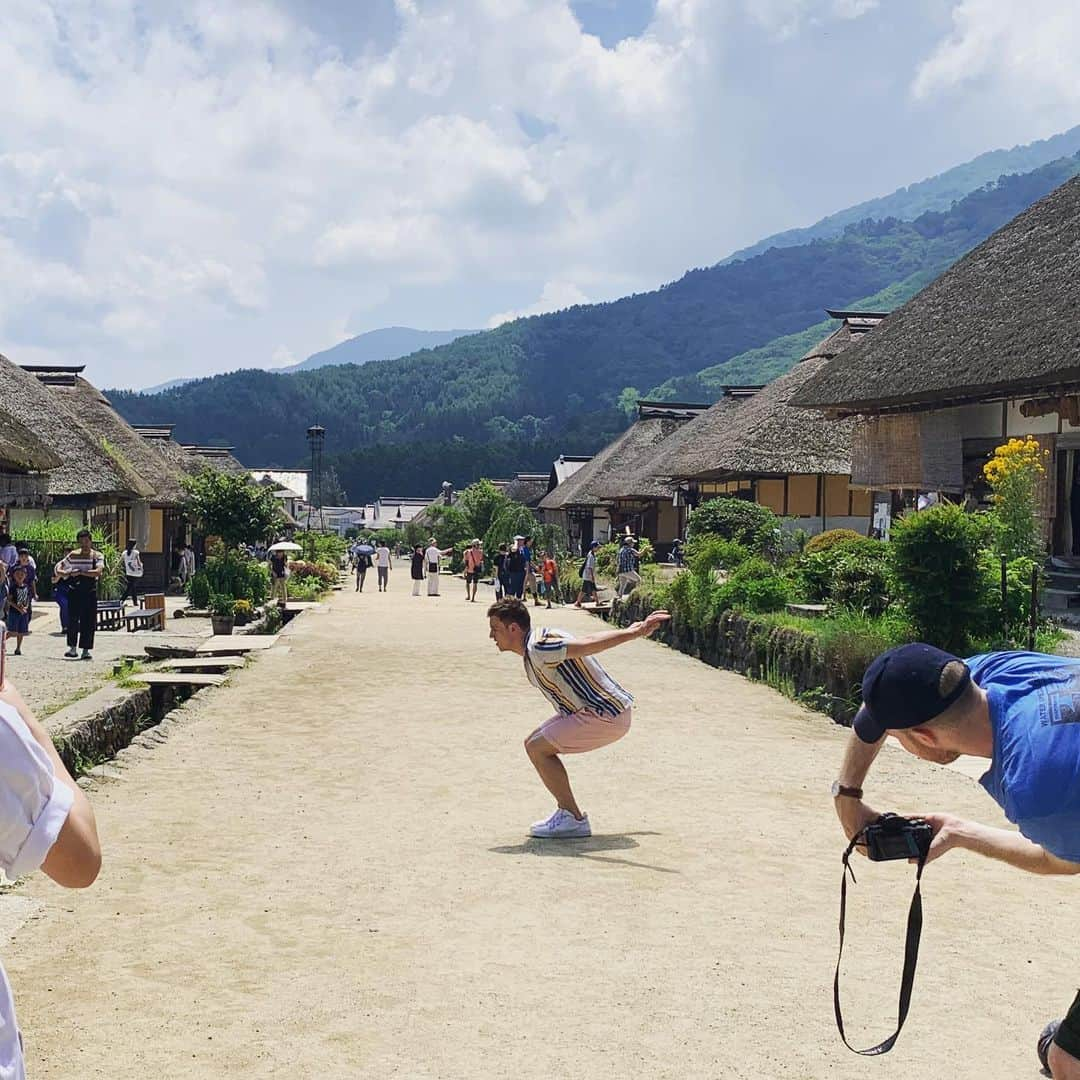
xmin=134 ymin=673 xmax=226 ymax=687
xmin=157 ymin=656 xmax=246 ymax=671
xmin=143 ymin=644 xmax=197 ymax=660
xmin=283 ymin=602 xmax=321 ymax=611
xmin=196 ymin=635 xmax=279 ymax=654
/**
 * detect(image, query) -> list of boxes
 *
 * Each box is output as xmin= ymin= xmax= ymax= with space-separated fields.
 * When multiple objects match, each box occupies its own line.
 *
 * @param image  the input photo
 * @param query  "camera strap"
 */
xmin=833 ymin=830 xmax=927 ymax=1056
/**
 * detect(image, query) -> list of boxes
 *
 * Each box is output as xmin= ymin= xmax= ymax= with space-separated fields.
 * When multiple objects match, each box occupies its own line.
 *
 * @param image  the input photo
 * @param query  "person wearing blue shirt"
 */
xmin=831 ymin=644 xmax=1080 ymax=1079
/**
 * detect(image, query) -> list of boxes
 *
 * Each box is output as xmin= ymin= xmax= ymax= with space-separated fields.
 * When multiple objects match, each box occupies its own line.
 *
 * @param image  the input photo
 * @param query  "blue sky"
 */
xmin=2 ymin=0 xmax=1079 ymax=388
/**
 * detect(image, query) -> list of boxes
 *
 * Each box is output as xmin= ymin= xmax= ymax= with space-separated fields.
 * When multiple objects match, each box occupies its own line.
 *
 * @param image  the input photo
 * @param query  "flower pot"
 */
xmin=210 ymin=615 xmax=235 ymax=636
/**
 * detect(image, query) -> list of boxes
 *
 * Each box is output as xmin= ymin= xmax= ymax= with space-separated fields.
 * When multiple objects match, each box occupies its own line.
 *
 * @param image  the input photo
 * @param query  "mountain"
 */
xmin=108 ymin=149 xmax=1080 ymax=503
xmin=140 ymin=377 xmax=197 ymax=395
xmin=281 ymin=326 xmax=480 ymax=373
xmin=720 ymin=124 xmax=1080 ymax=266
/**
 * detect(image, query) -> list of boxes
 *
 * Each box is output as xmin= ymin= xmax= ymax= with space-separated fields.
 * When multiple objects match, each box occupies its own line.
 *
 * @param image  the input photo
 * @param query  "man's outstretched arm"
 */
xmin=564 ymin=611 xmax=670 ymax=658
xmin=919 ymin=814 xmax=1080 ymax=875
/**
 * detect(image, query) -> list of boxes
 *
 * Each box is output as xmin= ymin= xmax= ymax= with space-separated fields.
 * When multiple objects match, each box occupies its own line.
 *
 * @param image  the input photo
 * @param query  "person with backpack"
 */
xmin=354 ymin=549 xmax=372 ymax=593
xmin=506 ymin=537 xmax=527 ymax=599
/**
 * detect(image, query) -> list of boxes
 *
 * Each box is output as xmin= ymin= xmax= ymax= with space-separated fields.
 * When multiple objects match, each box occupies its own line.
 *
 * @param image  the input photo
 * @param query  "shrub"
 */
xmin=827 ymin=549 xmax=892 ymax=616
xmin=208 ymin=593 xmax=236 ymax=618
xmin=286 ymin=560 xmax=337 ymax=587
xmin=716 ymin=557 xmax=791 ymax=614
xmin=187 ymin=571 xmax=211 ymax=610
xmin=889 ymin=503 xmax=991 ymax=653
xmin=793 ymin=538 xmax=885 ymax=604
xmin=200 ymin=553 xmax=269 ymax=605
xmin=685 ymin=536 xmax=749 ymax=576
xmin=296 ymin=531 xmax=349 ymax=565
xmin=232 ymin=599 xmax=253 ymax=625
xmin=804 ymin=528 xmax=865 ymax=554
xmin=687 ymin=497 xmax=782 ymax=557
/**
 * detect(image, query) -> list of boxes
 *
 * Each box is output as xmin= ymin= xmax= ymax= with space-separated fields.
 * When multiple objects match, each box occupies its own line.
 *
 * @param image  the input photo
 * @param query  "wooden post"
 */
xmin=1000 ymin=554 xmax=1008 ymax=642
xmin=1027 ymin=564 xmax=1039 ymax=651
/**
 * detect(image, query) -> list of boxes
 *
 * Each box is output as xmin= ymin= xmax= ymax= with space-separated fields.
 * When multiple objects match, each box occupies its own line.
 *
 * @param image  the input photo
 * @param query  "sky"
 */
xmin=3 ymin=0 xmax=1080 ymax=389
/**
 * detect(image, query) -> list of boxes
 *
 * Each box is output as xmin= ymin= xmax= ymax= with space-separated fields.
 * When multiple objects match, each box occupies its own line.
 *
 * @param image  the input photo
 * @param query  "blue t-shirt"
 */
xmin=971 ymin=651 xmax=1080 ymax=862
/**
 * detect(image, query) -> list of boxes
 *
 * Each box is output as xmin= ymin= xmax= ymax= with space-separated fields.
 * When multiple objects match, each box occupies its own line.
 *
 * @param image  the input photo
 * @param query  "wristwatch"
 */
xmin=831 ymin=781 xmax=863 ymax=799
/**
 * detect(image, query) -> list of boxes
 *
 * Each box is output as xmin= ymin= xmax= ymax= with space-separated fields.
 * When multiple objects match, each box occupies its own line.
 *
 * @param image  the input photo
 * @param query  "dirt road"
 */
xmin=4 ymin=579 xmax=1071 ymax=1078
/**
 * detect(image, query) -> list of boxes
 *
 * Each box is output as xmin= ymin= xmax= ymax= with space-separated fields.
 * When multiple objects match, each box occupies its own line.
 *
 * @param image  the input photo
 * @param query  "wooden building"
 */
xmin=650 ymin=316 xmax=882 ymax=536
xmin=538 ymin=402 xmax=708 ymax=553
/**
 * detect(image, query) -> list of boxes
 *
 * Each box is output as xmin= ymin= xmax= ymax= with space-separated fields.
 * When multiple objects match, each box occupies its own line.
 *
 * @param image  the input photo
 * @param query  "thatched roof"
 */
xmin=651 ymin=317 xmax=883 ymax=480
xmin=793 ymin=175 xmax=1080 ymax=415
xmin=647 ymin=387 xmax=758 ymax=481
xmin=40 ymin=376 xmax=191 ymax=505
xmin=4 ymin=361 xmax=153 ymax=499
xmin=0 ymin=397 xmax=62 ymax=474
xmin=539 ymin=402 xmax=707 ymax=509
xmin=505 ymin=473 xmax=549 ymax=507
xmin=180 ymin=445 xmax=248 ymax=475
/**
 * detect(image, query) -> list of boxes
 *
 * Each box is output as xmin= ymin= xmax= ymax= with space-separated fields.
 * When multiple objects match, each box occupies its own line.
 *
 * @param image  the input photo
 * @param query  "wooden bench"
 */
xmin=95 ymin=600 xmax=125 ymax=631
xmin=122 ymin=609 xmax=164 ymax=632
xmin=785 ymin=603 xmax=828 ymax=617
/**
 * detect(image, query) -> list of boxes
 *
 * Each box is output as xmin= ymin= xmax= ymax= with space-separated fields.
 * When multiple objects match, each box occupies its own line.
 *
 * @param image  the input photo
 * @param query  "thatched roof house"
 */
xmin=539 ymin=402 xmax=707 ymax=512
xmin=504 ymin=473 xmax=549 ymax=508
xmin=37 ymin=376 xmax=190 ymax=506
xmin=12 ymin=363 xmax=154 ymax=501
xmin=644 ymin=314 xmax=884 ymax=531
xmin=180 ymin=445 xmax=248 ymax=475
xmin=793 ymin=177 xmax=1080 ymax=416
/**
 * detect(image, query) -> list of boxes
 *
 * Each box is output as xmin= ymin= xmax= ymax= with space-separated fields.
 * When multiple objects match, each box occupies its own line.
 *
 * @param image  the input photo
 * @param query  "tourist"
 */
xmin=410 ymin=544 xmax=426 ymax=596
xmin=0 ymin=675 xmax=101 ymax=1077
xmin=487 ymin=597 xmax=670 ymax=837
xmin=616 ymin=536 xmax=641 ymax=598
xmin=0 ymin=564 xmax=9 ymax=627
xmin=57 ymin=529 xmax=102 ymax=660
xmin=0 ymin=534 xmax=16 ymax=571
xmin=522 ymin=535 xmax=540 ymax=606
xmin=506 ymin=536 xmax=526 ymax=599
xmin=424 ymin=537 xmax=452 ymax=597
xmin=268 ymin=547 xmax=289 ymax=606
xmin=669 ymin=538 xmax=684 ymax=567
xmin=122 ymin=538 xmax=144 ymax=602
xmin=375 ymin=541 xmax=392 ymax=592
xmin=832 ymin=644 xmax=1080 ymax=1078
xmin=15 ymin=549 xmax=36 ymax=601
xmin=6 ymin=567 xmax=30 ymax=656
xmin=354 ymin=548 xmax=372 ymax=593
xmin=463 ymin=539 xmax=484 ymax=603
xmin=541 ymin=550 xmax=559 ymax=609
xmin=493 ymin=543 xmax=509 ymax=600
xmin=574 ymin=540 xmax=600 ymax=607
xmin=177 ymin=541 xmax=196 ymax=586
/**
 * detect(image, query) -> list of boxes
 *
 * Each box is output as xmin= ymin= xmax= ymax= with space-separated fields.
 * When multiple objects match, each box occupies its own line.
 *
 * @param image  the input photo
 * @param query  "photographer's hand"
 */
xmin=916 ymin=813 xmax=1080 ymax=874
xmin=836 ymin=798 xmax=881 ymax=852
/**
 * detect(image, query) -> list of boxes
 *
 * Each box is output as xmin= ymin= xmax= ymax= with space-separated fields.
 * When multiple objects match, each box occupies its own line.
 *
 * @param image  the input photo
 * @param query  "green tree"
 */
xmin=616 ymin=386 xmax=641 ymax=421
xmin=182 ymin=470 xmax=281 ymax=548
xmin=457 ymin=479 xmax=512 ymax=541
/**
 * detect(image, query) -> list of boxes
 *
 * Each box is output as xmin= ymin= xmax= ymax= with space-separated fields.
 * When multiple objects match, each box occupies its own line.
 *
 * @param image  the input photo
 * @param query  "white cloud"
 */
xmin=487 ymin=280 xmax=591 ymax=326
xmin=913 ymin=1 xmax=1080 ymax=107
xmin=0 ymin=0 xmax=1073 ymax=390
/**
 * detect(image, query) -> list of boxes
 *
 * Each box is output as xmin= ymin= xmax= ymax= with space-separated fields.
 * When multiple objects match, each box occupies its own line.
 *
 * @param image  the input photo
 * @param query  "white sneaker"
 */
xmin=529 ymin=808 xmax=591 ymax=839
xmin=64 ymin=648 xmax=78 ymax=658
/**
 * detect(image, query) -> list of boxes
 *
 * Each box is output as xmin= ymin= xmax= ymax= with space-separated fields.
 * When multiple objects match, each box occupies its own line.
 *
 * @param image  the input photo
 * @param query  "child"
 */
xmin=541 ymin=551 xmax=559 ymax=610
xmin=7 ymin=566 xmax=31 ymax=655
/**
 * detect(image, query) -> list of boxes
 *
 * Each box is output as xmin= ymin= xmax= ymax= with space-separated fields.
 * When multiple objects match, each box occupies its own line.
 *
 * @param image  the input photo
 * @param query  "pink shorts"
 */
xmin=538 ymin=707 xmax=632 ymax=754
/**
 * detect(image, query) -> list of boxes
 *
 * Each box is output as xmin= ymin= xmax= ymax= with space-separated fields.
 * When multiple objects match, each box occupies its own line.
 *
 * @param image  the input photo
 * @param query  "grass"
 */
xmin=111 ymin=659 xmax=149 ymax=689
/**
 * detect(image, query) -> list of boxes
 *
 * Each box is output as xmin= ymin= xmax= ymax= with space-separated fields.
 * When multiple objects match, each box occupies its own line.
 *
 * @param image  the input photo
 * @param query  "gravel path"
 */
xmin=1 ymin=583 xmax=1072 ymax=1078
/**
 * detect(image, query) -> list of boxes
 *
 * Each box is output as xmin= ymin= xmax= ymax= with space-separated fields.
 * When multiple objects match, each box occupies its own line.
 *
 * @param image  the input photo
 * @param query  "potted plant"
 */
xmin=232 ymin=598 xmax=253 ymax=627
xmin=209 ymin=593 xmax=235 ymax=636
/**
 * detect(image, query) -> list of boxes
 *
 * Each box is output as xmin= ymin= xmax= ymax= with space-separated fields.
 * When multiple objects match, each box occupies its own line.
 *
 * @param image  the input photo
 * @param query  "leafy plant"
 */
xmin=182 ymin=469 xmax=281 ymax=548
xmin=187 ymin=570 xmax=211 ymax=610
xmin=804 ymin=528 xmax=865 ymax=554
xmin=208 ymin=592 xmax=236 ymax=618
xmin=716 ymin=558 xmax=791 ymax=614
xmin=232 ymin=599 xmax=254 ymax=625
xmin=983 ymin=436 xmax=1048 ymax=559
xmin=687 ymin=498 xmax=782 ymax=558
xmin=889 ymin=503 xmax=991 ymax=653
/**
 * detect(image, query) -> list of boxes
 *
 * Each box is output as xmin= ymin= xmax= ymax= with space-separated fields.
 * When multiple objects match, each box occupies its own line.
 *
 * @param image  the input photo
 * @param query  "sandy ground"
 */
xmin=1 ymin=573 xmax=1073 ymax=1079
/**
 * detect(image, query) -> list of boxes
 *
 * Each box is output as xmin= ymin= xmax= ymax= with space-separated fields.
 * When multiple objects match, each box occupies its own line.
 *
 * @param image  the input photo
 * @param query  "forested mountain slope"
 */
xmin=109 ymin=155 xmax=1080 ymax=502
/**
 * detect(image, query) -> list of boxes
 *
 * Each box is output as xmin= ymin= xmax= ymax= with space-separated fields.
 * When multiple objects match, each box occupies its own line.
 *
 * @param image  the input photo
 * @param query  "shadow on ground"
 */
xmin=489 ymin=832 xmax=677 ymax=874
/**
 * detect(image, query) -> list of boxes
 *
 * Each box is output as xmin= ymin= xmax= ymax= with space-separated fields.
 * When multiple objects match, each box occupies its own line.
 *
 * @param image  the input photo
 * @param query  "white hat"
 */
xmin=513 ymin=534 xmax=525 ymax=540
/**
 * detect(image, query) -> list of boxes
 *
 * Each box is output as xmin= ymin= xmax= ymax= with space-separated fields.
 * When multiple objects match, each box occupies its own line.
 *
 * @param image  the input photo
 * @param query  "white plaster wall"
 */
xmin=781 ymin=516 xmax=870 ymax=537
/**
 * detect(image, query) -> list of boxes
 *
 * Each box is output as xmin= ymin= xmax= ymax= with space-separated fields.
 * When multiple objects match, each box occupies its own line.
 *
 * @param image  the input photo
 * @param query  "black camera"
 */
xmin=862 ymin=813 xmax=933 ymax=862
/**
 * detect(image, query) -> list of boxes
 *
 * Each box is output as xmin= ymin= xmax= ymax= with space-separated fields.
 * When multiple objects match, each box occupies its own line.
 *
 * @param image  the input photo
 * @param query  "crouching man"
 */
xmin=0 ymin=677 xmax=101 ymax=1076
xmin=833 ymin=644 xmax=1080 ymax=1078
xmin=488 ymin=598 xmax=669 ymax=838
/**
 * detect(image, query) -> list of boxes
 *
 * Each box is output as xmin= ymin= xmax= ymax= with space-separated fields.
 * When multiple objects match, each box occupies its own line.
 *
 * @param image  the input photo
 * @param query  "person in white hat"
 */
xmin=424 ymin=537 xmax=452 ymax=596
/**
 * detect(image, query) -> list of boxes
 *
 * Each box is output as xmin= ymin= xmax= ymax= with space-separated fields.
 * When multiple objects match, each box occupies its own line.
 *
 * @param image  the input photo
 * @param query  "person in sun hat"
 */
xmin=830 ymin=643 xmax=1080 ymax=1079
xmin=487 ymin=596 xmax=669 ymax=838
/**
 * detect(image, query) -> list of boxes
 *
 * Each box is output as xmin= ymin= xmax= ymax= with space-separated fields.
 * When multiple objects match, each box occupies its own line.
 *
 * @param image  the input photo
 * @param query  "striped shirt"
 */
xmin=523 ymin=627 xmax=633 ymax=717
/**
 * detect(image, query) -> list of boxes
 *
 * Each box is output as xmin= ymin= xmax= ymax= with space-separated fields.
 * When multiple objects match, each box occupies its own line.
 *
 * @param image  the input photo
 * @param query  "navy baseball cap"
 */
xmin=854 ymin=643 xmax=970 ymax=743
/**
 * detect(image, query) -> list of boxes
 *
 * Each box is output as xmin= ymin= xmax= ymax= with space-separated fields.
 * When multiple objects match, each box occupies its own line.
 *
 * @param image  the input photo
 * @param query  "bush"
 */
xmin=685 ymin=535 xmax=749 ymax=576
xmin=804 ymin=528 xmax=865 ymax=554
xmin=296 ymin=531 xmax=349 ymax=565
xmin=199 ymin=553 xmax=270 ymax=606
xmin=889 ymin=503 xmax=991 ymax=653
xmin=716 ymin=557 xmax=792 ymax=614
xmin=287 ymin=578 xmax=324 ymax=601
xmin=827 ymin=549 xmax=892 ymax=616
xmin=687 ymin=498 xmax=782 ymax=558
xmin=286 ymin=560 xmax=337 ymax=588
xmin=187 ymin=571 xmax=211 ymax=610
xmin=208 ymin=593 xmax=235 ymax=618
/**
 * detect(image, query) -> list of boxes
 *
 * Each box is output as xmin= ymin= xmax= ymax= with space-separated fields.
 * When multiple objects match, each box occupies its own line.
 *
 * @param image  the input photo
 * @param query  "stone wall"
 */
xmin=611 ymin=596 xmax=858 ymax=725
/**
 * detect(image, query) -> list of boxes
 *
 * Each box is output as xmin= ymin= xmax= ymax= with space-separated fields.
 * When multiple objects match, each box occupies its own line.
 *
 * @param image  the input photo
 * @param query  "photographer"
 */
xmin=833 ymin=644 xmax=1080 ymax=1078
